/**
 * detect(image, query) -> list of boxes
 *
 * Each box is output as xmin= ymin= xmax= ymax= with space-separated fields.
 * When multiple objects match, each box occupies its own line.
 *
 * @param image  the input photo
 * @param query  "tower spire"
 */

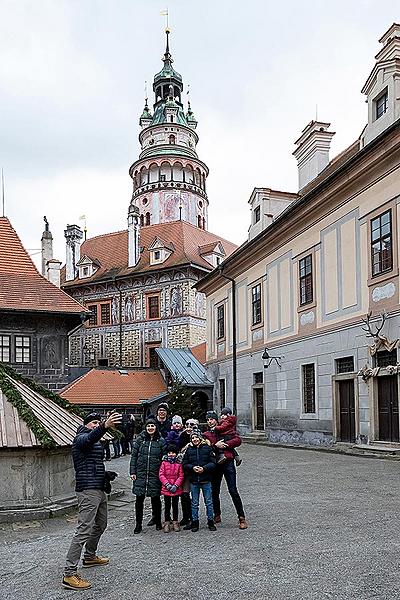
xmin=163 ymin=27 xmax=173 ymax=66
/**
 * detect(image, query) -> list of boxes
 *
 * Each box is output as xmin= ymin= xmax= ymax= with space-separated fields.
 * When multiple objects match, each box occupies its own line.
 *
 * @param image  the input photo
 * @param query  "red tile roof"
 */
xmin=62 ymin=220 xmax=237 ymax=287
xmin=61 ymin=368 xmax=168 ymax=406
xmin=0 ymin=217 xmax=88 ymax=315
xmin=190 ymin=342 xmax=206 ymax=365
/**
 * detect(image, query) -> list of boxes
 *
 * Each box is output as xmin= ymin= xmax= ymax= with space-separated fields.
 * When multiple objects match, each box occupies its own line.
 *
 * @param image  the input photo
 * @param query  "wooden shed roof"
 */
xmin=0 ymin=371 xmax=83 ymax=449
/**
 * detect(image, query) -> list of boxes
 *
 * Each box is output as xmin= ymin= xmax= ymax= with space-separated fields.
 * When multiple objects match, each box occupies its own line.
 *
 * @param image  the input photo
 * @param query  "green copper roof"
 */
xmin=151 ymin=102 xmax=189 ymax=126
xmin=154 ymin=64 xmax=182 ymax=84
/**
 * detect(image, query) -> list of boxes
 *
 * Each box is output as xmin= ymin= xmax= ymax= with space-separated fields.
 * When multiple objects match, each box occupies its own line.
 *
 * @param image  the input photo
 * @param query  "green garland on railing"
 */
xmin=0 ymin=363 xmax=84 ymax=417
xmin=0 ymin=367 xmax=56 ymax=448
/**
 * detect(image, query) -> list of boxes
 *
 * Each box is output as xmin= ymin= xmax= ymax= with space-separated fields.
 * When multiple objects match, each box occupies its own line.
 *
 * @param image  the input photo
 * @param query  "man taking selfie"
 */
xmin=62 ymin=410 xmax=122 ymax=591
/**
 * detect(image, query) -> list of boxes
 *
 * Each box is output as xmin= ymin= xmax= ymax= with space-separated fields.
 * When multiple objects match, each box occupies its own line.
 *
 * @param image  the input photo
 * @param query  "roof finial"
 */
xmin=160 ymin=9 xmax=172 ymax=65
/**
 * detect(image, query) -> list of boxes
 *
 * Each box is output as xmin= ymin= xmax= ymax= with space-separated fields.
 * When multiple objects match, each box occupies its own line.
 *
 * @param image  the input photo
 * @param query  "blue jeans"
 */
xmin=190 ymin=482 xmax=214 ymax=521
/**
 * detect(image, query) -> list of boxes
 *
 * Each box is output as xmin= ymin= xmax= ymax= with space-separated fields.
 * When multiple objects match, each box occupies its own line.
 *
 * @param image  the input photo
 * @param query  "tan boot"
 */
xmin=172 ymin=520 xmax=180 ymax=532
xmin=62 ymin=574 xmax=91 ymax=590
xmin=163 ymin=521 xmax=171 ymax=533
xmin=239 ymin=517 xmax=248 ymax=530
xmin=82 ymin=555 xmax=110 ymax=567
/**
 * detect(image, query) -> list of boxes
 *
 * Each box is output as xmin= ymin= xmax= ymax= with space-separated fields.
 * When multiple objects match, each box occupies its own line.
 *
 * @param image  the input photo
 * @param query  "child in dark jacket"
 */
xmin=213 ymin=408 xmax=242 ymax=466
xmin=182 ymin=432 xmax=216 ymax=532
xmin=159 ymin=443 xmax=184 ymax=533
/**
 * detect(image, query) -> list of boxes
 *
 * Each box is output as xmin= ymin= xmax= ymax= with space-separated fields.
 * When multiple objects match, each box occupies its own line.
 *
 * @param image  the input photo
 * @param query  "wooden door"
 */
xmin=338 ymin=379 xmax=355 ymax=442
xmin=378 ymin=376 xmax=399 ymax=442
xmin=254 ymin=388 xmax=265 ymax=431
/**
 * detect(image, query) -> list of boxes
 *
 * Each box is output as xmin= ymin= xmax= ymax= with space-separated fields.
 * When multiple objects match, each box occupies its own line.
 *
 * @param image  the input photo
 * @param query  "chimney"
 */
xmin=41 ymin=216 xmax=53 ymax=276
xmin=64 ymin=224 xmax=83 ymax=281
xmin=293 ymin=121 xmax=335 ymax=190
xmin=128 ymin=203 xmax=141 ymax=268
xmin=47 ymin=259 xmax=62 ymax=288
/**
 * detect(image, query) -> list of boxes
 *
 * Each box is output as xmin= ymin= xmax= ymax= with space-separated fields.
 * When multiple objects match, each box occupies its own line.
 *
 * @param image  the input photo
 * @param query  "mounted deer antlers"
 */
xmin=361 ymin=311 xmax=398 ymax=355
xmin=361 ymin=311 xmax=387 ymax=342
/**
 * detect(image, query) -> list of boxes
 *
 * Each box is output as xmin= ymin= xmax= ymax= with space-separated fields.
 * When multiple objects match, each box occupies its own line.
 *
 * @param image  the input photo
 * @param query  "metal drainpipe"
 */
xmin=218 ymin=267 xmax=237 ymax=416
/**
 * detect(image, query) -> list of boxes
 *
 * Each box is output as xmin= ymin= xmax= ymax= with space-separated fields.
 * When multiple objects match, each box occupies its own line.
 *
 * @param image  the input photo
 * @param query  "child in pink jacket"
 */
xmin=159 ymin=443 xmax=184 ymax=532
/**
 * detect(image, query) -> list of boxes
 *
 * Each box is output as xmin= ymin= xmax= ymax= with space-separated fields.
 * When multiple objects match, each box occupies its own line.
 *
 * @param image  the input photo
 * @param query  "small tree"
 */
xmin=167 ymin=377 xmax=202 ymax=421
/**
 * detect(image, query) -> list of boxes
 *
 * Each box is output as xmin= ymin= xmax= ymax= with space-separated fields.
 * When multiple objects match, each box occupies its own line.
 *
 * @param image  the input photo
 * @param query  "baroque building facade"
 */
xmin=198 ymin=24 xmax=400 ymax=448
xmin=61 ymin=31 xmax=236 ymax=369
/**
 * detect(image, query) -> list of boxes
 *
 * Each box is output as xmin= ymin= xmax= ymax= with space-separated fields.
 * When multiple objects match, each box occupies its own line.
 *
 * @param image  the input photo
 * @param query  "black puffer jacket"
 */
xmin=183 ymin=442 xmax=216 ymax=484
xmin=130 ymin=431 xmax=166 ymax=497
xmin=72 ymin=424 xmax=107 ymax=492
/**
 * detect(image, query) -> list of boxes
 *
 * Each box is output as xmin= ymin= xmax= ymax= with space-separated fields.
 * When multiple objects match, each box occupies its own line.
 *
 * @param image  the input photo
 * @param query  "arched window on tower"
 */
xmin=198 ymin=215 xmax=202 ymax=228
xmin=202 ymin=217 xmax=206 ymax=230
xmin=140 ymin=214 xmax=144 ymax=227
xmin=169 ymin=134 xmax=176 ymax=145
xmin=145 ymin=212 xmax=150 ymax=226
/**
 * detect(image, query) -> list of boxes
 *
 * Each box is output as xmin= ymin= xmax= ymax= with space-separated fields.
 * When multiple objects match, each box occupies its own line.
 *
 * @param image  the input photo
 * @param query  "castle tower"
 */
xmin=129 ymin=29 xmax=209 ymax=230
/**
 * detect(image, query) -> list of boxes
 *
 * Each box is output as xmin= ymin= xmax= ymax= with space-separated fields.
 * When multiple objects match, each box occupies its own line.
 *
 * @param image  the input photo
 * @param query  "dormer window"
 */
xmin=254 ymin=206 xmax=261 ymax=223
xmin=77 ymin=255 xmax=99 ymax=279
xmin=375 ymin=89 xmax=388 ymax=120
xmin=148 ymin=236 xmax=174 ymax=265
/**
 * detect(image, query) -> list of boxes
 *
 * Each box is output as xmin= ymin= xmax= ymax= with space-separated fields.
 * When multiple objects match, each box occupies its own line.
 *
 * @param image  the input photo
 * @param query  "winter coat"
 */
xmin=166 ymin=428 xmax=183 ymax=447
xmin=72 ymin=424 xmax=107 ymax=492
xmin=159 ymin=458 xmax=184 ymax=496
xmin=130 ymin=431 xmax=166 ymax=497
xmin=215 ymin=415 xmax=237 ymax=438
xmin=183 ymin=441 xmax=216 ymax=484
xmin=203 ymin=429 xmax=242 ymax=462
xmin=157 ymin=417 xmax=172 ymax=439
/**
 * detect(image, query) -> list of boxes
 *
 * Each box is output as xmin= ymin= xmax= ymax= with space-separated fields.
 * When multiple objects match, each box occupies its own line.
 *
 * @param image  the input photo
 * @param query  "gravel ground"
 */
xmin=1 ymin=444 xmax=400 ymax=600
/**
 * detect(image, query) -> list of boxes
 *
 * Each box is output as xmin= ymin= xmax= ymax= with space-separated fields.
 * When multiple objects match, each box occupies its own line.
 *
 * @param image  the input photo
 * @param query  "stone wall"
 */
xmin=0 ymin=447 xmax=75 ymax=510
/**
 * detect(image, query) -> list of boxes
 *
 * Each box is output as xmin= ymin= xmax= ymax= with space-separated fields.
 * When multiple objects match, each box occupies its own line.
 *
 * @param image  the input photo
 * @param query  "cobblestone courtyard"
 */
xmin=1 ymin=444 xmax=400 ymax=600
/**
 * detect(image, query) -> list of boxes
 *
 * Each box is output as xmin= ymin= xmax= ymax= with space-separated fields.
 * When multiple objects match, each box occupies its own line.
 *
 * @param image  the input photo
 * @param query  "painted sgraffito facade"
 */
xmin=198 ymin=24 xmax=400 ymax=448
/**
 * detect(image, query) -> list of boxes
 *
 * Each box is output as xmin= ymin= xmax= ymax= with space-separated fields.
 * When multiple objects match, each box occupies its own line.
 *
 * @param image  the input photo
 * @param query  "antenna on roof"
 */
xmin=1 ymin=169 xmax=5 ymax=217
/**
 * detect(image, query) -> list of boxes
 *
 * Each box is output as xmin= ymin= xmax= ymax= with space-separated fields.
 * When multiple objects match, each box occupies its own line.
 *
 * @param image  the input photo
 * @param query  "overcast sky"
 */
xmin=0 ymin=0 xmax=399 ymax=267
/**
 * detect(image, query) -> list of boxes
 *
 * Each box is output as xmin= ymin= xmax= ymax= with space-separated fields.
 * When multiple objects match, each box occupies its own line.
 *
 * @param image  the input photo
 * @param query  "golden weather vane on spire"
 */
xmin=160 ymin=8 xmax=169 ymax=31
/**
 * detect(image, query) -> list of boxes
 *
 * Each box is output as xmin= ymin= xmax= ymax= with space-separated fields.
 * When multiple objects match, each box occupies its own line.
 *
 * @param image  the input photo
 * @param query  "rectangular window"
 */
xmin=217 ymin=305 xmax=225 ymax=340
xmin=302 ymin=364 xmax=315 ymax=413
xmin=148 ymin=347 xmax=159 ymax=368
xmin=148 ymin=295 xmax=160 ymax=319
xmin=376 ymin=350 xmax=397 ymax=368
xmin=253 ymin=372 xmax=263 ymax=384
xmin=299 ymin=254 xmax=313 ymax=305
xmin=100 ymin=303 xmax=111 ymax=325
xmin=0 ymin=335 xmax=10 ymax=362
xmin=15 ymin=336 xmax=31 ymax=363
xmin=252 ymin=284 xmax=262 ymax=325
xmin=336 ymin=357 xmax=354 ymax=374
xmin=254 ymin=206 xmax=261 ymax=223
xmin=376 ymin=90 xmax=388 ymax=120
xmin=219 ymin=379 xmax=226 ymax=408
xmin=371 ymin=210 xmax=392 ymax=276
xmin=87 ymin=304 xmax=98 ymax=326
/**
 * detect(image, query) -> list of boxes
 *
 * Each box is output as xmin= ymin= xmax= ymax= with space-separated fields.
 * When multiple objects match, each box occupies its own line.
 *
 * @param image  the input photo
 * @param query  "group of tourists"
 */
xmin=130 ymin=402 xmax=247 ymax=534
xmin=62 ymin=401 xmax=247 ymax=591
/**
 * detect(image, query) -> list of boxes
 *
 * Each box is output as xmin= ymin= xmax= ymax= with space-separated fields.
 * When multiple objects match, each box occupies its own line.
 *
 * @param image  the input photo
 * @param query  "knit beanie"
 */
xmin=145 ymin=416 xmax=158 ymax=426
xmin=190 ymin=431 xmax=203 ymax=441
xmin=83 ymin=412 xmax=102 ymax=426
xmin=206 ymin=410 xmax=218 ymax=421
xmin=172 ymin=415 xmax=183 ymax=426
xmin=220 ymin=407 xmax=233 ymax=416
xmin=157 ymin=402 xmax=169 ymax=413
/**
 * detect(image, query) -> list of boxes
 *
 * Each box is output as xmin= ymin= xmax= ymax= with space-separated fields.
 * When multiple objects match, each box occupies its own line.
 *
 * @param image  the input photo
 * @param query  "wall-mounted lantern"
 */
xmin=262 ymin=347 xmax=282 ymax=369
